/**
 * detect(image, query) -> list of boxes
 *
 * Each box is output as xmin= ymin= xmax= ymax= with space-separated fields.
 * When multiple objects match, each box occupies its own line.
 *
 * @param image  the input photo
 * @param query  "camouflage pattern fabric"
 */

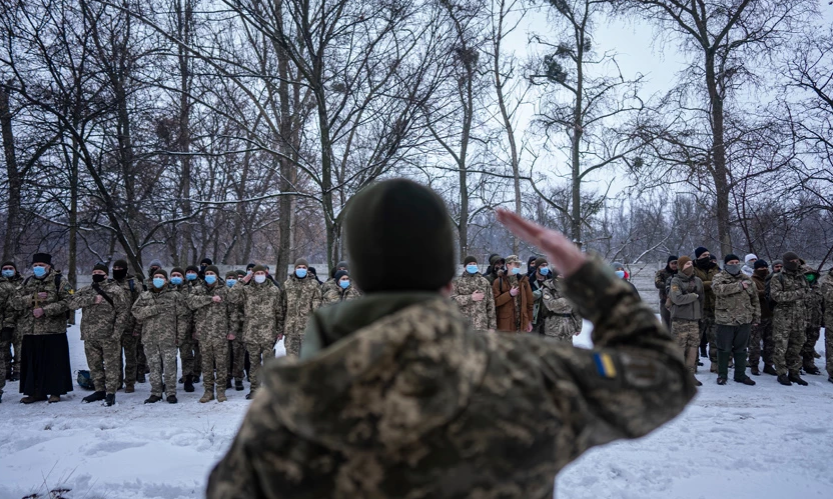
xmin=536 ymin=278 xmax=581 ymax=341
xmin=711 ymin=271 xmax=760 ymax=326
xmin=173 ymin=282 xmax=199 ymax=378
xmin=187 ymin=281 xmax=233 ymax=391
xmin=12 ymin=269 xmax=73 ymax=336
xmin=227 ymin=280 xmax=285 ymax=388
xmin=821 ymin=269 xmax=833 ymax=376
xmin=0 ymin=275 xmax=21 ymax=393
xmin=282 ymin=275 xmax=322 ymax=357
xmin=770 ymin=268 xmax=809 ymax=376
xmin=84 ymin=337 xmax=122 ymax=394
xmin=113 ymin=276 xmax=143 ymax=385
xmin=748 ymin=318 xmax=773 ymax=369
xmin=246 ymin=341 xmax=274 ymax=391
xmin=450 ymin=272 xmax=497 ymax=330
xmin=672 ymin=319 xmax=700 ymax=373
xmin=132 ymin=287 xmax=184 ymax=397
xmin=655 ymin=268 xmax=675 ymax=330
xmin=801 ymin=274 xmax=823 ymax=370
xmin=228 ymin=301 xmax=245 ymax=382
xmin=322 ymin=285 xmax=362 ymax=305
xmin=206 ymin=257 xmax=695 ymax=499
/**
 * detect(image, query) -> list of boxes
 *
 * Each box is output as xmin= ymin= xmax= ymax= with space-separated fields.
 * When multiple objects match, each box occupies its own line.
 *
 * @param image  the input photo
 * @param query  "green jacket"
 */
xmin=12 ymin=270 xmax=73 ymax=336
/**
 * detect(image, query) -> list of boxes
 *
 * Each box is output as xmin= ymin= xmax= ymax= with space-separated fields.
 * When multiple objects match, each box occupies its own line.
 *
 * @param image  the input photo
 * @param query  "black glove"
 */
xmin=0 ymin=327 xmax=13 ymax=342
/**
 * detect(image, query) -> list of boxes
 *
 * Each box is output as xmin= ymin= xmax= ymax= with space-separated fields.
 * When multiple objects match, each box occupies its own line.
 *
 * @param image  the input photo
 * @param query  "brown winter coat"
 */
xmin=751 ymin=272 xmax=772 ymax=319
xmin=493 ymin=272 xmax=534 ymax=332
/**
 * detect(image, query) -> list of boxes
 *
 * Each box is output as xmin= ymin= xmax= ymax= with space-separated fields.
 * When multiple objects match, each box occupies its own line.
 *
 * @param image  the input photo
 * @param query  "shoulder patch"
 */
xmin=593 ymin=352 xmax=617 ymax=379
xmin=671 ymin=285 xmax=680 ymax=291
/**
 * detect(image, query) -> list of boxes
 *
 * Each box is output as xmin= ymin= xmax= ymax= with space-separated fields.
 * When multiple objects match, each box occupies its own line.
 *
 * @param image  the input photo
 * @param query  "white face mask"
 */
xmin=254 ymin=274 xmax=267 ymax=284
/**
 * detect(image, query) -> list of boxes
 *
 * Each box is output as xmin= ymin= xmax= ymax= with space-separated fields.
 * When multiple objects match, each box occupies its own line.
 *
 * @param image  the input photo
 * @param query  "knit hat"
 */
xmin=678 ymin=256 xmax=692 ymax=269
xmin=772 ymin=259 xmax=783 ymax=267
xmin=334 ymin=270 xmax=349 ymax=282
xmin=93 ymin=263 xmax=109 ymax=274
xmin=489 ymin=254 xmax=505 ymax=266
xmin=185 ymin=265 xmax=199 ymax=273
xmin=113 ymin=259 xmax=128 ymax=269
xmin=148 ymin=259 xmax=163 ymax=269
xmin=783 ymin=251 xmax=799 ymax=262
xmin=200 ymin=258 xmax=213 ymax=266
xmin=246 ymin=263 xmax=256 ymax=270
xmin=724 ymin=254 xmax=740 ymax=264
xmin=694 ymin=247 xmax=708 ymax=258
xmin=294 ymin=258 xmax=309 ymax=268
xmin=336 ymin=261 xmax=348 ymax=270
xmin=226 ymin=270 xmax=238 ymax=279
xmin=754 ymin=259 xmax=769 ymax=270
xmin=344 ymin=179 xmax=455 ymax=293
xmin=667 ymin=255 xmax=678 ymax=264
xmin=505 ymin=255 xmax=521 ymax=265
xmin=32 ymin=253 xmax=52 ymax=265
xmin=205 ymin=265 xmax=220 ymax=276
xmin=152 ymin=268 xmax=168 ymax=279
xmin=528 ymin=255 xmax=538 ymax=265
xmin=171 ymin=267 xmax=185 ymax=277
xmin=744 ymin=254 xmax=757 ymax=263
xmin=252 ymin=264 xmax=267 ymax=274
xmin=463 ymin=256 xmax=478 ymax=265
xmin=534 ymin=257 xmax=548 ymax=268
xmin=2 ymin=260 xmax=16 ymax=269
xmin=611 ymin=261 xmax=625 ymax=270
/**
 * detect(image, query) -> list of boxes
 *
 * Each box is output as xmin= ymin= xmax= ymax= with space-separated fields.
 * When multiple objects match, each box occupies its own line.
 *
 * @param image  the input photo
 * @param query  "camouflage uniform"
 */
xmin=654 ymin=268 xmax=676 ymax=330
xmin=322 ymin=285 xmax=362 ymax=305
xmin=821 ymin=269 xmax=833 ymax=378
xmin=187 ymin=280 xmax=232 ymax=393
xmin=228 ymin=296 xmax=246 ymax=384
xmin=668 ymin=272 xmax=704 ymax=374
xmin=750 ymin=272 xmax=773 ymax=370
xmin=114 ymin=275 xmax=143 ymax=387
xmin=227 ymin=280 xmax=285 ymax=390
xmin=69 ymin=280 xmax=129 ymax=394
xmin=800 ymin=267 xmax=823 ymax=372
xmin=769 ymin=268 xmax=809 ymax=376
xmin=712 ymin=270 xmax=760 ymax=380
xmin=206 ymin=257 xmax=696 ymax=499
xmin=693 ymin=262 xmax=720 ymax=365
xmin=533 ymin=277 xmax=581 ymax=341
xmin=1 ymin=272 xmax=22 ymax=383
xmin=450 ymin=272 xmax=497 ymax=330
xmin=175 ymin=281 xmax=200 ymax=379
xmin=132 ymin=287 xmax=184 ymax=398
xmin=282 ymin=275 xmax=322 ymax=357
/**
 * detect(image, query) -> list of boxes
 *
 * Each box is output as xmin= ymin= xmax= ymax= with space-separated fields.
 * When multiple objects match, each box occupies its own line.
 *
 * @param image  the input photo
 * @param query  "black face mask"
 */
xmin=695 ymin=257 xmax=711 ymax=269
xmin=784 ymin=261 xmax=799 ymax=272
xmin=92 ymin=274 xmax=106 ymax=283
xmin=754 ymin=268 xmax=768 ymax=278
xmin=113 ymin=269 xmax=127 ymax=280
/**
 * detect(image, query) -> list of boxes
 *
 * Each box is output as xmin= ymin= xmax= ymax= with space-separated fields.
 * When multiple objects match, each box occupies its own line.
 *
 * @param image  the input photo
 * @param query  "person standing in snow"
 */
xmin=493 ymin=255 xmax=534 ymax=333
xmin=69 ymin=263 xmax=129 ymax=406
xmin=742 ymin=254 xmax=758 ymax=276
xmin=711 ymin=254 xmax=759 ymax=386
xmin=668 ymin=256 xmax=704 ymax=386
xmin=186 ymin=266 xmax=232 ymax=403
xmin=206 ymin=178 xmax=696 ymax=499
xmin=655 ymin=256 xmax=678 ymax=331
xmin=799 ymin=264 xmax=823 ymax=376
xmin=749 ymin=260 xmax=775 ymax=376
xmin=821 ymin=267 xmax=833 ymax=384
xmin=450 ymin=256 xmax=496 ymax=331
xmin=530 ymin=258 xmax=582 ymax=342
xmin=769 ymin=252 xmax=810 ymax=387
xmin=182 ymin=265 xmax=202 ymax=385
xmin=112 ymin=259 xmax=143 ymax=393
xmin=282 ymin=259 xmax=323 ymax=357
xmin=0 ymin=261 xmax=22 ymax=402
xmin=692 ymin=247 xmax=720 ymax=371
xmin=225 ymin=271 xmax=246 ymax=392
xmin=322 ymin=270 xmax=362 ymax=305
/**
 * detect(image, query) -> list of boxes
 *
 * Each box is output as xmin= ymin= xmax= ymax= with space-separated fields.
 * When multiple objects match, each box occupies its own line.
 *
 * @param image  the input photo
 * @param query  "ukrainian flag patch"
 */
xmin=593 ymin=353 xmax=617 ymax=379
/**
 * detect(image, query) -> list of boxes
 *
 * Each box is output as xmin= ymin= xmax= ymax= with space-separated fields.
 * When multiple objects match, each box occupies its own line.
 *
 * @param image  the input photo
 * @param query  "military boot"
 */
xmin=750 ymin=364 xmax=760 ymax=376
xmin=717 ymin=351 xmax=731 ymax=380
xmin=763 ymin=364 xmax=777 ymax=376
xmin=199 ymin=390 xmax=215 ymax=403
xmin=788 ymin=373 xmax=808 ymax=386
xmin=105 ymin=394 xmax=116 ymax=407
xmin=144 ymin=395 xmax=162 ymax=404
xmin=47 ymin=395 xmax=61 ymax=403
xmin=216 ymin=389 xmax=227 ymax=403
xmin=235 ymin=380 xmax=244 ymax=391
xmin=804 ymin=365 xmax=821 ymax=375
xmin=245 ymin=389 xmax=256 ymax=400
xmin=184 ymin=375 xmax=195 ymax=393
xmin=124 ymin=384 xmax=135 ymax=393
xmin=82 ymin=391 xmax=106 ymax=403
xmin=193 ymin=374 xmax=201 ymax=383
xmin=137 ymin=372 xmax=146 ymax=383
xmin=21 ymin=394 xmax=47 ymax=404
xmin=733 ymin=353 xmax=753 ymax=385
xmin=226 ymin=379 xmax=232 ymax=389
xmin=166 ymin=395 xmax=178 ymax=404
xmin=777 ymin=374 xmax=792 ymax=386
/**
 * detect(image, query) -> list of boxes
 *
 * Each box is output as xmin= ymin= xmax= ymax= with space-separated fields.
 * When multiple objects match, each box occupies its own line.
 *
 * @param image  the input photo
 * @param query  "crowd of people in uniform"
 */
xmin=0 ymin=241 xmax=829 ymax=408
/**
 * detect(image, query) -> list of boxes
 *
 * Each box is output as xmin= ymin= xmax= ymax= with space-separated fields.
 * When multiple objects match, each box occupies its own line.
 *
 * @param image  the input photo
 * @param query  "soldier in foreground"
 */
xmin=206 ymin=179 xmax=696 ymax=499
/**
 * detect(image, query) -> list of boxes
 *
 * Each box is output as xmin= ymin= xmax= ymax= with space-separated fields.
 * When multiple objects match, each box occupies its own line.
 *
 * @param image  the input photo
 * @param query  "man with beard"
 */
xmin=711 ymin=254 xmax=759 ymax=386
xmin=655 ymin=255 xmax=678 ymax=331
xmin=692 ymin=247 xmax=720 ymax=372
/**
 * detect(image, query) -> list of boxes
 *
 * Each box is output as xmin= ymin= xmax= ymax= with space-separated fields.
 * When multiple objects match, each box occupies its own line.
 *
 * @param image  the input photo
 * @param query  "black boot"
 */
xmin=717 ymin=376 xmax=727 ymax=385
xmin=178 ymin=376 xmax=185 ymax=384
xmin=750 ymin=364 xmax=760 ymax=376
xmin=144 ymin=395 xmax=162 ymax=404
xmin=193 ymin=374 xmax=200 ymax=384
xmin=828 ymin=376 xmax=833 ymax=384
xmin=245 ymin=390 xmax=255 ymax=400
xmin=763 ymin=364 xmax=777 ymax=376
xmin=82 ymin=391 xmax=106 ymax=403
xmin=235 ymin=380 xmax=244 ymax=391
xmin=226 ymin=378 xmax=232 ymax=389
xmin=777 ymin=374 xmax=792 ymax=386
xmin=137 ymin=373 xmax=146 ymax=383
xmin=804 ymin=365 xmax=821 ymax=375
xmin=788 ymin=373 xmax=808 ymax=386
xmin=105 ymin=394 xmax=116 ymax=406
xmin=167 ymin=395 xmax=178 ymax=404
xmin=184 ymin=375 xmax=195 ymax=393
xmin=733 ymin=353 xmax=753 ymax=385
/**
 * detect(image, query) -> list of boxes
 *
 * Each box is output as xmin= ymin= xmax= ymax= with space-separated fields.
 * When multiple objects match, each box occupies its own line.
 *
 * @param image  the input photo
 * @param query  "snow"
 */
xmin=1 ymin=313 xmax=832 ymax=499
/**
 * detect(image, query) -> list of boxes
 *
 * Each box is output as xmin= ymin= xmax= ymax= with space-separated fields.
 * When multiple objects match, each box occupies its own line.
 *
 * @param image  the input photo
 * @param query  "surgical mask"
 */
xmin=226 ymin=279 xmax=237 ymax=288
xmin=92 ymin=274 xmax=106 ymax=283
xmin=254 ymin=274 xmax=267 ymax=284
xmin=113 ymin=269 xmax=127 ymax=280
xmin=539 ymin=267 xmax=550 ymax=275
xmin=186 ymin=273 xmax=197 ymax=281
xmin=466 ymin=264 xmax=479 ymax=274
xmin=339 ymin=280 xmax=350 ymax=289
xmin=33 ymin=266 xmax=47 ymax=278
xmin=205 ymin=275 xmax=217 ymax=285
xmin=153 ymin=278 xmax=165 ymax=289
xmin=725 ymin=264 xmax=742 ymax=275
xmin=614 ymin=270 xmax=625 ymax=279
xmin=2 ymin=270 xmax=14 ymax=278
xmin=295 ymin=268 xmax=307 ymax=279
xmin=170 ymin=277 xmax=183 ymax=286
xmin=511 ymin=267 xmax=521 ymax=275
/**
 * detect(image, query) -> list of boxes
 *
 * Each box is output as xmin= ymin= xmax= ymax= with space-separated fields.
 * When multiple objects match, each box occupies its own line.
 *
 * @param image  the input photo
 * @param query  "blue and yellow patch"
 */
xmin=593 ymin=352 xmax=617 ymax=379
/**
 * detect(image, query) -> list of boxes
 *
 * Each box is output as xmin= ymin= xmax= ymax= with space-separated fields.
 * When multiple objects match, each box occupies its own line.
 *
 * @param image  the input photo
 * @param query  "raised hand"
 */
xmin=496 ymin=209 xmax=586 ymax=277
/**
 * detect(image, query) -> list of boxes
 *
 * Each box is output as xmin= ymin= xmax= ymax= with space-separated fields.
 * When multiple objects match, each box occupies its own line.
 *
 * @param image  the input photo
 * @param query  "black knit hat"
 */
xmin=246 ymin=263 xmax=256 ymax=270
xmin=724 ymin=253 xmax=740 ymax=264
xmin=113 ymin=259 xmax=128 ymax=269
xmin=667 ymin=255 xmax=679 ymax=263
xmin=345 ymin=179 xmax=455 ymax=293
xmin=754 ymin=259 xmax=769 ymax=269
xmin=93 ymin=263 xmax=109 ymax=274
xmin=463 ymin=256 xmax=478 ymax=265
xmin=783 ymin=251 xmax=799 ymax=262
xmin=152 ymin=268 xmax=168 ymax=279
xmin=1 ymin=261 xmax=16 ymax=269
xmin=171 ymin=267 xmax=185 ymax=277
xmin=205 ymin=265 xmax=220 ymax=276
xmin=200 ymin=258 xmax=212 ymax=266
xmin=334 ymin=270 xmax=349 ymax=282
xmin=694 ymin=247 xmax=708 ymax=258
xmin=32 ymin=253 xmax=52 ymax=265
xmin=186 ymin=265 xmax=199 ymax=273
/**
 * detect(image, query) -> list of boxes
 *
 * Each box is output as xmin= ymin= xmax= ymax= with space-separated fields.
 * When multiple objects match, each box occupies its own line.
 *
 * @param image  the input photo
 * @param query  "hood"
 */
xmin=261 ymin=296 xmax=488 ymax=453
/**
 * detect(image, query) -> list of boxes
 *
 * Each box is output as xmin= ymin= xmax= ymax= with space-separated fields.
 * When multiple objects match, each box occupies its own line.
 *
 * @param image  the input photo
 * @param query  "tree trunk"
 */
xmin=176 ymin=0 xmax=194 ymax=265
xmin=276 ymin=40 xmax=295 ymax=279
xmin=570 ymin=26 xmax=585 ymax=249
xmin=705 ymin=51 xmax=732 ymax=256
xmin=0 ymin=86 xmax=22 ymax=261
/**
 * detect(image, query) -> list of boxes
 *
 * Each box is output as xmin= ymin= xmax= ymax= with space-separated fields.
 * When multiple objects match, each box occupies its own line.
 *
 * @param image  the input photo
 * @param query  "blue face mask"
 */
xmin=33 ymin=266 xmax=47 ymax=278
xmin=295 ymin=268 xmax=307 ymax=279
xmin=511 ymin=267 xmax=521 ymax=275
xmin=615 ymin=270 xmax=625 ymax=279
xmin=226 ymin=279 xmax=237 ymax=288
xmin=153 ymin=278 xmax=166 ymax=289
xmin=186 ymin=273 xmax=197 ymax=281
xmin=205 ymin=275 xmax=217 ymax=285
xmin=2 ymin=270 xmax=14 ymax=278
xmin=170 ymin=276 xmax=183 ymax=286
xmin=539 ymin=267 xmax=550 ymax=275
xmin=339 ymin=280 xmax=350 ymax=289
xmin=466 ymin=265 xmax=479 ymax=274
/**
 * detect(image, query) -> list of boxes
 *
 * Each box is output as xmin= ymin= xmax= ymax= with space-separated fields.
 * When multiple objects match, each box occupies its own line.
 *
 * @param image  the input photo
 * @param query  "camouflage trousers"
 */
xmin=120 ymin=333 xmax=147 ymax=385
xmin=285 ymin=328 xmax=305 ymax=358
xmin=801 ymin=326 xmax=821 ymax=370
xmin=246 ymin=340 xmax=275 ymax=390
xmin=84 ymin=337 xmax=122 ymax=394
xmin=699 ymin=313 xmax=717 ymax=363
xmin=200 ymin=337 xmax=229 ymax=392
xmin=772 ymin=311 xmax=805 ymax=376
xmin=179 ymin=337 xmax=201 ymax=377
xmin=2 ymin=328 xmax=22 ymax=377
xmin=146 ymin=340 xmax=177 ymax=397
xmin=228 ymin=337 xmax=245 ymax=382
xmin=541 ymin=314 xmax=578 ymax=342
xmin=748 ymin=319 xmax=773 ymax=368
xmin=0 ymin=338 xmax=6 ymax=393
xmin=673 ymin=320 xmax=700 ymax=374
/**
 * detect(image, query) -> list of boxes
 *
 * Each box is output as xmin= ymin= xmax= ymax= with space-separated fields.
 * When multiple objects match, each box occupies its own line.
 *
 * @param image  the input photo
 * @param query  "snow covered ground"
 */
xmin=1 ymin=312 xmax=832 ymax=499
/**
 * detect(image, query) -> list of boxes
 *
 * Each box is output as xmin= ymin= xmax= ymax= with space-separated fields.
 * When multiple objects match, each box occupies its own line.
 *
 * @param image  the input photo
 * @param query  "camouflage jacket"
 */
xmin=206 ymin=257 xmax=696 ymax=499
xmin=821 ymin=269 xmax=833 ymax=328
xmin=769 ymin=267 xmax=809 ymax=309
xmin=322 ymin=284 xmax=362 ymax=305
xmin=69 ymin=280 xmax=130 ymax=341
xmin=693 ymin=262 xmax=720 ymax=312
xmin=131 ymin=287 xmax=184 ymax=346
xmin=227 ymin=280 xmax=286 ymax=344
xmin=171 ymin=282 xmax=196 ymax=340
xmin=283 ymin=275 xmax=322 ymax=336
xmin=186 ymin=281 xmax=233 ymax=342
xmin=450 ymin=272 xmax=497 ymax=330
xmin=12 ymin=270 xmax=73 ymax=336
xmin=537 ymin=277 xmax=577 ymax=317
xmin=802 ymin=266 xmax=823 ymax=328
xmin=0 ymin=274 xmax=22 ymax=330
xmin=654 ymin=268 xmax=676 ymax=300
xmin=320 ymin=278 xmax=338 ymax=300
xmin=113 ymin=275 xmax=143 ymax=336
xmin=712 ymin=270 xmax=760 ymax=325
